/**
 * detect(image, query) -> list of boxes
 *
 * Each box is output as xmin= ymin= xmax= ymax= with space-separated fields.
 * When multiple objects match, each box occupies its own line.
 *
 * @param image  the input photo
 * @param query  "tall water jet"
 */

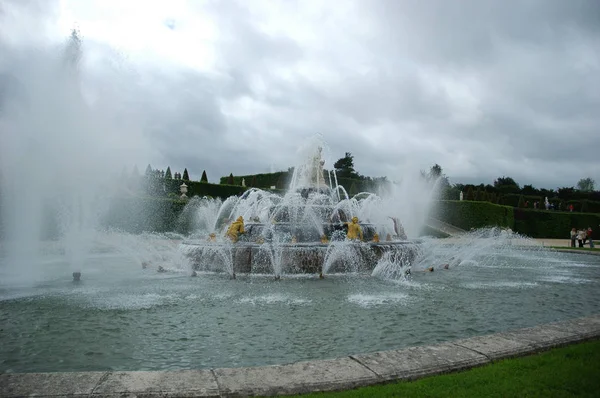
xmin=0 ymin=14 xmax=151 ymax=285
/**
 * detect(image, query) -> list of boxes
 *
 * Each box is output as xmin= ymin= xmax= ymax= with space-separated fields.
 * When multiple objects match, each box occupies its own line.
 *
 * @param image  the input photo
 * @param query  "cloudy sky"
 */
xmin=1 ymin=0 xmax=599 ymax=189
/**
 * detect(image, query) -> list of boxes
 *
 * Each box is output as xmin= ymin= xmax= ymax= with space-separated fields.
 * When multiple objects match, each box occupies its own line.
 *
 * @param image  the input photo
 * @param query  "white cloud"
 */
xmin=1 ymin=0 xmax=599 ymax=189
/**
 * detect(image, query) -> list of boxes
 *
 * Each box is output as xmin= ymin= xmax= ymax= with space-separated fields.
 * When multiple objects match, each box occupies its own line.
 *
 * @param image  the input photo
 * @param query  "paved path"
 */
xmin=1 ymin=315 xmax=599 ymax=397
xmin=426 ymin=218 xmax=466 ymax=237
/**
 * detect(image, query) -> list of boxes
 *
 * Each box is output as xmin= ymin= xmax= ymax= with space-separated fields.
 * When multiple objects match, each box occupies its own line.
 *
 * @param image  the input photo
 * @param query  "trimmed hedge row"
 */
xmin=102 ymin=197 xmax=190 ymax=234
xmin=435 ymin=200 xmax=514 ymax=231
xmin=513 ymin=208 xmax=600 ymax=239
xmin=218 ymin=171 xmax=380 ymax=197
xmin=498 ymin=193 xmax=600 ymax=213
xmin=435 ymin=200 xmax=600 ymax=238
xmin=146 ymin=178 xmax=247 ymax=199
xmin=218 ymin=172 xmax=289 ymax=188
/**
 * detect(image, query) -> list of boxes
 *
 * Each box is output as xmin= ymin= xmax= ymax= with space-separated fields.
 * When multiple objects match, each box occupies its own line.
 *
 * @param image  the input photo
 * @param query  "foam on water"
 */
xmin=462 ymin=281 xmax=539 ymax=290
xmin=347 ymin=292 xmax=412 ymax=307
xmin=238 ymin=293 xmax=312 ymax=306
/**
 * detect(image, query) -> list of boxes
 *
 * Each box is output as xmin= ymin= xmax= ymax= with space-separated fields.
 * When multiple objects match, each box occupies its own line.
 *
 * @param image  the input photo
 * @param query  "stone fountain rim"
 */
xmin=1 ymin=314 xmax=598 ymax=397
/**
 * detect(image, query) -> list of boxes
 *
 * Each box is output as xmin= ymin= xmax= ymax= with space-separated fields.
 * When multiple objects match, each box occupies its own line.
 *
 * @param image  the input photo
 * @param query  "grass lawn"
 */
xmin=549 ymin=246 xmax=600 ymax=252
xmin=295 ymin=340 xmax=600 ymax=398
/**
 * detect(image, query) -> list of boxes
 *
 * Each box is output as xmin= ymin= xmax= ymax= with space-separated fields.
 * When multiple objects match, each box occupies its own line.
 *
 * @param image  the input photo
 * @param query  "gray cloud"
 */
xmin=1 ymin=0 xmax=599 ymax=189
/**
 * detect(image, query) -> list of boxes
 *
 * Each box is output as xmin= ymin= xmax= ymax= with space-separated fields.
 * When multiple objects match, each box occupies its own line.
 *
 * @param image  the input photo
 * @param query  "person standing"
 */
xmin=587 ymin=227 xmax=594 ymax=248
xmin=577 ymin=229 xmax=586 ymax=248
xmin=570 ymin=228 xmax=577 ymax=248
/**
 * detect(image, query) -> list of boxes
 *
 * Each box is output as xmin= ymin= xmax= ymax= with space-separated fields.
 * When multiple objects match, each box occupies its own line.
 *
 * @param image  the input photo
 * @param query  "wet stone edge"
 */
xmin=0 ymin=314 xmax=598 ymax=397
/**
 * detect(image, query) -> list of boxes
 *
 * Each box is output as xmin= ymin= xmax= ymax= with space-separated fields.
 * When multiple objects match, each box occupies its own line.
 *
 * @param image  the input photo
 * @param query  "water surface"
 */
xmin=1 ymin=248 xmax=599 ymax=373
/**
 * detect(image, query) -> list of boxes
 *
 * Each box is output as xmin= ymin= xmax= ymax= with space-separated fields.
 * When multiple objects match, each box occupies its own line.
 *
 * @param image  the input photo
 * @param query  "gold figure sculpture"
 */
xmin=256 ymin=236 xmax=265 ymax=244
xmin=208 ymin=233 xmax=217 ymax=242
xmin=320 ymin=234 xmax=329 ymax=244
xmin=372 ymin=233 xmax=380 ymax=243
xmin=346 ymin=216 xmax=363 ymax=241
xmin=291 ymin=236 xmax=298 ymax=244
xmin=226 ymin=216 xmax=245 ymax=242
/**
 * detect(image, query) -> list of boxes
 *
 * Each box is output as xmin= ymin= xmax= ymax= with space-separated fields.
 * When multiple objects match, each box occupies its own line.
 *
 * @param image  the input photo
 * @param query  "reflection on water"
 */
xmin=1 ymin=239 xmax=599 ymax=373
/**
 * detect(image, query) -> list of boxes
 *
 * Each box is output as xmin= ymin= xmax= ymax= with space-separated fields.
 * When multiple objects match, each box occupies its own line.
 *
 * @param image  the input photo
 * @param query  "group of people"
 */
xmin=570 ymin=227 xmax=594 ymax=248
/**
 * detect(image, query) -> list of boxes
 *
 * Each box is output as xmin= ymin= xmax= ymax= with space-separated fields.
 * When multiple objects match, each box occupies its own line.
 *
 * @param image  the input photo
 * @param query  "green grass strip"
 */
xmin=295 ymin=340 xmax=600 ymax=398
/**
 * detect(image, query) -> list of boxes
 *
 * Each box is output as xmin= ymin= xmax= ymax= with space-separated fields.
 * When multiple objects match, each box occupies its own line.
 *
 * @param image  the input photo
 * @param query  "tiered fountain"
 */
xmin=181 ymin=141 xmax=422 ymax=278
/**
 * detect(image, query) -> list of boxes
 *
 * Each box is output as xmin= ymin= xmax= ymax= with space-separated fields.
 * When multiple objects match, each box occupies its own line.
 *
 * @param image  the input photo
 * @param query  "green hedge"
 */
xmin=434 ymin=200 xmax=600 ymax=238
xmin=218 ymin=172 xmax=289 ymax=188
xmin=435 ymin=200 xmax=514 ymax=231
xmin=146 ymin=178 xmax=247 ymax=199
xmin=218 ymin=171 xmax=376 ymax=196
xmin=102 ymin=197 xmax=190 ymax=234
xmin=513 ymin=208 xmax=600 ymax=239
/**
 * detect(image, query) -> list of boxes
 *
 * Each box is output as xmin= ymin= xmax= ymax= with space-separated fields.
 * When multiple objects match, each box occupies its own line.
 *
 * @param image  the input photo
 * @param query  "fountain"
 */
xmin=180 ymin=139 xmax=423 ymax=278
xmin=2 ymin=15 xmax=600 ymax=379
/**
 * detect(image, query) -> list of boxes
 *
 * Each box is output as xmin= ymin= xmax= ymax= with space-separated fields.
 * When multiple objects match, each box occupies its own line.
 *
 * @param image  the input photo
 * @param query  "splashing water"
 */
xmin=413 ymin=227 xmax=551 ymax=271
xmin=180 ymin=135 xmax=439 ymax=278
xmin=0 ymin=16 xmax=152 ymax=284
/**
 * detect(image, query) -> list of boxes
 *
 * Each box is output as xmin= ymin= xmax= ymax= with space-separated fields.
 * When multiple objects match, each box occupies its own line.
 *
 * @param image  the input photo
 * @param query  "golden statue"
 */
xmin=386 ymin=233 xmax=392 ymax=241
xmin=226 ymin=216 xmax=245 ymax=242
xmin=320 ymin=234 xmax=329 ymax=244
xmin=256 ymin=236 xmax=265 ymax=244
xmin=346 ymin=216 xmax=363 ymax=241
xmin=208 ymin=233 xmax=217 ymax=242
xmin=291 ymin=236 xmax=298 ymax=244
xmin=372 ymin=233 xmax=380 ymax=243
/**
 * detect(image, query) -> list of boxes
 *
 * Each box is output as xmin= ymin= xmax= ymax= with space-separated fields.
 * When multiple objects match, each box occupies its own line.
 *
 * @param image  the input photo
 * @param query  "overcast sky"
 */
xmin=1 ymin=0 xmax=599 ymax=189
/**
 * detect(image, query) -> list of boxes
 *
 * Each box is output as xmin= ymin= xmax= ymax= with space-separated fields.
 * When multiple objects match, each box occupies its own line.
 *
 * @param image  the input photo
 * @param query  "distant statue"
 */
xmin=309 ymin=146 xmax=328 ymax=188
xmin=291 ymin=236 xmax=298 ymax=244
xmin=208 ymin=233 xmax=217 ymax=242
xmin=372 ymin=233 xmax=380 ymax=243
xmin=346 ymin=216 xmax=363 ymax=241
xmin=256 ymin=236 xmax=265 ymax=244
xmin=241 ymin=178 xmax=246 ymax=187
xmin=459 ymin=191 xmax=464 ymax=201
xmin=386 ymin=233 xmax=392 ymax=241
xmin=226 ymin=216 xmax=245 ymax=242
xmin=320 ymin=234 xmax=329 ymax=244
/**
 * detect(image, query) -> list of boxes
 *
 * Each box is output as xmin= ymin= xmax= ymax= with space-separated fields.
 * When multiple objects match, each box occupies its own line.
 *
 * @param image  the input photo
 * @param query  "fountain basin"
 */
xmin=181 ymin=240 xmax=422 ymax=275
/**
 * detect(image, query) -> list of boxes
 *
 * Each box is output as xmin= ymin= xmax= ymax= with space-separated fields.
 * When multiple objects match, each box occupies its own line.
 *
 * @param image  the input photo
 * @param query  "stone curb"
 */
xmin=551 ymin=249 xmax=600 ymax=256
xmin=2 ymin=314 xmax=599 ymax=397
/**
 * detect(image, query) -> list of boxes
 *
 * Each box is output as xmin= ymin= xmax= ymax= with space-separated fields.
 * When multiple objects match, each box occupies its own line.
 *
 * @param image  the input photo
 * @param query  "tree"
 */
xmin=251 ymin=175 xmax=257 ymax=187
xmin=65 ymin=29 xmax=82 ymax=68
xmin=466 ymin=186 xmax=475 ymax=201
xmin=557 ymin=187 xmax=575 ymax=199
xmin=201 ymin=170 xmax=208 ymax=183
xmin=165 ymin=167 xmax=172 ymax=179
xmin=581 ymin=201 xmax=589 ymax=213
xmin=576 ymin=177 xmax=595 ymax=192
xmin=429 ymin=164 xmax=442 ymax=179
xmin=145 ymin=164 xmax=153 ymax=177
xmin=227 ymin=173 xmax=234 ymax=185
xmin=349 ymin=182 xmax=359 ymax=196
xmin=131 ymin=165 xmax=140 ymax=178
xmin=182 ymin=168 xmax=189 ymax=181
xmin=521 ymin=184 xmax=538 ymax=196
xmin=422 ymin=164 xmax=450 ymax=192
xmin=333 ymin=152 xmax=360 ymax=179
xmin=494 ymin=176 xmax=520 ymax=193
